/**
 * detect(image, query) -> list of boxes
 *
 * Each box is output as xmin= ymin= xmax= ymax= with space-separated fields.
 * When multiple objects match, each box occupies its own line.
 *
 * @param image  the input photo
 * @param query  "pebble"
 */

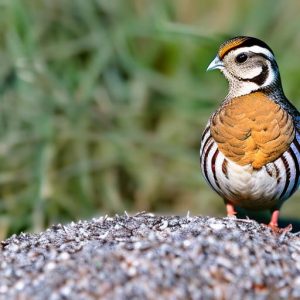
xmin=208 ymin=221 xmax=225 ymax=231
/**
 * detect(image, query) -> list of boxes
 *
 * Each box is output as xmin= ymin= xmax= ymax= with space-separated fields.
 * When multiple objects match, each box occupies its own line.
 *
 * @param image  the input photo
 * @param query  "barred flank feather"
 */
xmin=200 ymin=126 xmax=300 ymax=210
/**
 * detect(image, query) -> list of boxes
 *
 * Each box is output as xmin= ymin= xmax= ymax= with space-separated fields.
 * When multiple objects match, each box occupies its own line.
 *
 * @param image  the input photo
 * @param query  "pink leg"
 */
xmin=226 ymin=202 xmax=237 ymax=217
xmin=269 ymin=210 xmax=279 ymax=227
xmin=268 ymin=209 xmax=292 ymax=233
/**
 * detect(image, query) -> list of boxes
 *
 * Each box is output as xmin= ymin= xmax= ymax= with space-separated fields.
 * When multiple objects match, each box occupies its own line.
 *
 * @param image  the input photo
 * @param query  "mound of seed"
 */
xmin=1 ymin=213 xmax=300 ymax=299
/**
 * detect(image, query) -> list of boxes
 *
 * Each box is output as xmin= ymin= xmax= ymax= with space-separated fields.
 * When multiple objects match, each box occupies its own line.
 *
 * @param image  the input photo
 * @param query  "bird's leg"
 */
xmin=225 ymin=202 xmax=237 ymax=217
xmin=269 ymin=209 xmax=279 ymax=228
xmin=268 ymin=209 xmax=292 ymax=233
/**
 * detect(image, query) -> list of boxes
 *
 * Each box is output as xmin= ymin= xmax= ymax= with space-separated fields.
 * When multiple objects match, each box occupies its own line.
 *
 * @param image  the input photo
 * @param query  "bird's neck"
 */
xmin=226 ymin=77 xmax=285 ymax=101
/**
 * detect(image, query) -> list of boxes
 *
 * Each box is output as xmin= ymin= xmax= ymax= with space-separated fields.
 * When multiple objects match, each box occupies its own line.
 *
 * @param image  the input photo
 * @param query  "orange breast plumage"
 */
xmin=210 ymin=92 xmax=295 ymax=169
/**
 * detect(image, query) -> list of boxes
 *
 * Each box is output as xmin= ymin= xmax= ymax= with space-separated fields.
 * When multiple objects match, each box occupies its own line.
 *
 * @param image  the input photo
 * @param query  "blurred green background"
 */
xmin=1 ymin=0 xmax=300 ymax=238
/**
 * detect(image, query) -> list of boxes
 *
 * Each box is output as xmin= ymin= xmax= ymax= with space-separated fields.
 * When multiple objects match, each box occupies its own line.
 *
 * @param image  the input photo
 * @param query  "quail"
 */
xmin=200 ymin=36 xmax=300 ymax=231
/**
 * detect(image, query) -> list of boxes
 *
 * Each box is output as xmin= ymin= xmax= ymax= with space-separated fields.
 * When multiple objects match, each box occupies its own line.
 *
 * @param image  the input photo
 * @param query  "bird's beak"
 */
xmin=206 ymin=56 xmax=224 ymax=71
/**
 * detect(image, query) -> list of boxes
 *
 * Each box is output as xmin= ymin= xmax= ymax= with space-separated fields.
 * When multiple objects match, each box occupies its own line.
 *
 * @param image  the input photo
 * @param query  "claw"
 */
xmin=267 ymin=223 xmax=292 ymax=234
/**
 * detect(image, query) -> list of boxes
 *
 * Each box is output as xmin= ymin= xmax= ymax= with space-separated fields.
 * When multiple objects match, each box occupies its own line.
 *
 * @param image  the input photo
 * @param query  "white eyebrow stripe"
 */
xmin=233 ymin=46 xmax=274 ymax=59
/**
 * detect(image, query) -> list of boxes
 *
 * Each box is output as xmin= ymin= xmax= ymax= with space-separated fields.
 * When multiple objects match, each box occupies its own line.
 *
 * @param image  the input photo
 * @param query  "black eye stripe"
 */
xmin=249 ymin=51 xmax=272 ymax=61
xmin=232 ymin=51 xmax=273 ymax=66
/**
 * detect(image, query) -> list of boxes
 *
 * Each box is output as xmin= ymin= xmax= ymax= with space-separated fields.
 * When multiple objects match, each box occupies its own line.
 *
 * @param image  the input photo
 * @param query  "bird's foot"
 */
xmin=266 ymin=222 xmax=293 ymax=234
xmin=265 ymin=209 xmax=292 ymax=234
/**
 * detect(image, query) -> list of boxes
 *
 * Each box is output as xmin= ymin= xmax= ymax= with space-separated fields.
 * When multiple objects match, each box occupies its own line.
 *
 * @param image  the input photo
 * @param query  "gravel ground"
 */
xmin=1 ymin=213 xmax=300 ymax=300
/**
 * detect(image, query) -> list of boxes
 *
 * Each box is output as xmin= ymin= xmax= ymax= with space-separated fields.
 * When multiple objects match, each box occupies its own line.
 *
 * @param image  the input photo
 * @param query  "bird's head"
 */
xmin=207 ymin=36 xmax=282 ymax=98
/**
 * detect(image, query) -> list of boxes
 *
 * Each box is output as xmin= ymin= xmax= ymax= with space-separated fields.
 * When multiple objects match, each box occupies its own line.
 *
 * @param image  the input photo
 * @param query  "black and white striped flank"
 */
xmin=200 ymin=125 xmax=300 ymax=209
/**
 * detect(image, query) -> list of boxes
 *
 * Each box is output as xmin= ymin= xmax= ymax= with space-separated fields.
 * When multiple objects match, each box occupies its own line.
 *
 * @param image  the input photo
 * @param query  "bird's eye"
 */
xmin=235 ymin=53 xmax=248 ymax=63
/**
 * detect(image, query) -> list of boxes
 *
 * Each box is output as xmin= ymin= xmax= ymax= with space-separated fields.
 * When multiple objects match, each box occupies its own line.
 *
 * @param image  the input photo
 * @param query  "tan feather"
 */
xmin=211 ymin=92 xmax=295 ymax=169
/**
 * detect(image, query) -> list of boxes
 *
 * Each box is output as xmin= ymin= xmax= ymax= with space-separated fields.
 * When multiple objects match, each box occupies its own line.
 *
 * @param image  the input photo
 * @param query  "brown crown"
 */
xmin=218 ymin=36 xmax=274 ymax=59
